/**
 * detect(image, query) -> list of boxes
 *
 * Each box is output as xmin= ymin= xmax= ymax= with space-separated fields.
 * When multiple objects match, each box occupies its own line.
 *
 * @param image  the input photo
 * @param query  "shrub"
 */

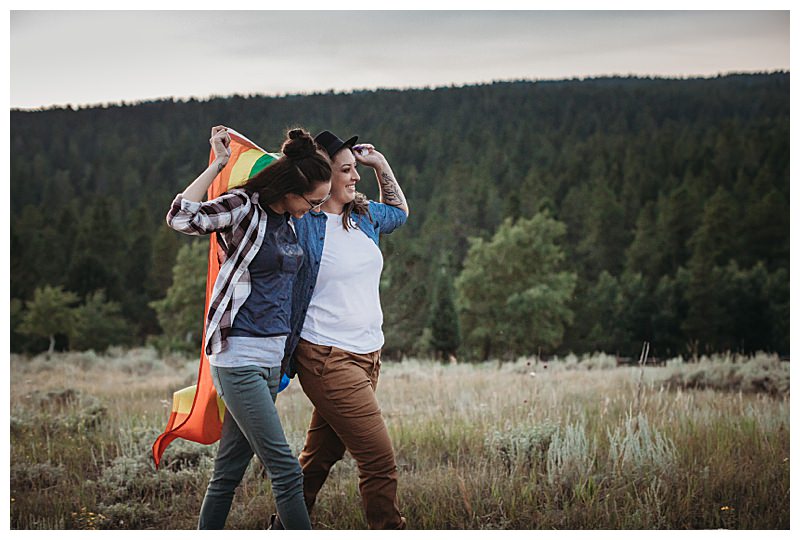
xmin=17 ymin=388 xmax=108 ymax=434
xmin=485 ymin=422 xmax=558 ymax=471
xmin=579 ymin=352 xmax=618 ymax=370
xmin=94 ymin=453 xmax=205 ymax=505
xmin=739 ymin=353 xmax=789 ymax=395
xmin=662 ymin=353 xmax=788 ymax=395
xmin=11 ymin=462 xmax=66 ymax=491
xmin=546 ymin=421 xmax=597 ymax=487
xmin=606 ymin=413 xmax=678 ymax=478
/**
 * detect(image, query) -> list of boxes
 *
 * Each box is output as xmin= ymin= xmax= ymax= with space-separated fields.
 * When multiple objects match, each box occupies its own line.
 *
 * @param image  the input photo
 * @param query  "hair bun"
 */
xmin=282 ymin=128 xmax=317 ymax=160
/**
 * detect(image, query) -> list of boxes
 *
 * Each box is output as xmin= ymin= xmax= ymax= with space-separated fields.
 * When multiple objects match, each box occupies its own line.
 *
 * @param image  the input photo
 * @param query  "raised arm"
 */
xmin=354 ymin=144 xmax=409 ymax=216
xmin=181 ymin=125 xmax=232 ymax=202
xmin=166 ymin=125 xmax=250 ymax=235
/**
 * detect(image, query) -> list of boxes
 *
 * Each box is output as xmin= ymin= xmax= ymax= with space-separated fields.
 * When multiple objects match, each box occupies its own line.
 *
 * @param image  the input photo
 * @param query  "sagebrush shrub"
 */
xmin=485 ymin=422 xmax=558 ymax=471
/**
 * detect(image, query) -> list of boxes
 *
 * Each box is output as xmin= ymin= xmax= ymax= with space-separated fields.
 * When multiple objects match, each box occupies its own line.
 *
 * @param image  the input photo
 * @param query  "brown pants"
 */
xmin=294 ymin=338 xmax=405 ymax=529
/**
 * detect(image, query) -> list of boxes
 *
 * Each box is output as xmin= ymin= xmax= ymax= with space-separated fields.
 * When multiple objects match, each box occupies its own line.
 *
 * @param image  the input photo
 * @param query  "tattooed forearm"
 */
xmin=378 ymin=170 xmax=408 ymax=210
xmin=216 ymin=161 xmax=227 ymax=174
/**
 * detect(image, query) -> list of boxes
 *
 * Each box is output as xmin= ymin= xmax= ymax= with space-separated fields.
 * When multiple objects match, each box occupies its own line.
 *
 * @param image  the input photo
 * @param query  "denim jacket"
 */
xmin=282 ymin=201 xmax=407 ymax=376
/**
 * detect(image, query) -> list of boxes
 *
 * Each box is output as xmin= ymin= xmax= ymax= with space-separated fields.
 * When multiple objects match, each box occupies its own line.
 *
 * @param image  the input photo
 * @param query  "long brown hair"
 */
xmin=240 ymin=128 xmax=331 ymax=205
xmin=334 ymin=148 xmax=372 ymax=231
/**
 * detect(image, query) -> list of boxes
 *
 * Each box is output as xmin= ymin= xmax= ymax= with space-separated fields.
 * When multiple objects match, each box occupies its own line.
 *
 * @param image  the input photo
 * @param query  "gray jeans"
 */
xmin=198 ymin=364 xmax=311 ymax=529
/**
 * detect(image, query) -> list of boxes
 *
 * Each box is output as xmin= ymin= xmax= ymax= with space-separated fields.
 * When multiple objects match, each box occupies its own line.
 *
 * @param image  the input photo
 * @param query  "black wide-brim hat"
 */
xmin=314 ymin=130 xmax=358 ymax=159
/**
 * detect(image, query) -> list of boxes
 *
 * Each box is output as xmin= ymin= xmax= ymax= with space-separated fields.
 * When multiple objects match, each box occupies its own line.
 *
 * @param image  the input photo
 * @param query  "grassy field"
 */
xmin=9 ymin=348 xmax=789 ymax=529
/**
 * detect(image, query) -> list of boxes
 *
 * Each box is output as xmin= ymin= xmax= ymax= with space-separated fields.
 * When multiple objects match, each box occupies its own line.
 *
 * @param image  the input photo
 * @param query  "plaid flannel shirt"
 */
xmin=166 ymin=188 xmax=288 ymax=356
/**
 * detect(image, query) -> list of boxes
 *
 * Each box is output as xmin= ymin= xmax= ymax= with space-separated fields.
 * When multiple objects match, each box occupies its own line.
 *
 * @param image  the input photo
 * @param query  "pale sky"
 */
xmin=9 ymin=10 xmax=790 ymax=109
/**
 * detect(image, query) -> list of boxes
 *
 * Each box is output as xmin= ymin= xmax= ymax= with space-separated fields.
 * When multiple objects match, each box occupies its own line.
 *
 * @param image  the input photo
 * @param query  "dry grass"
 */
xmin=10 ymin=349 xmax=789 ymax=529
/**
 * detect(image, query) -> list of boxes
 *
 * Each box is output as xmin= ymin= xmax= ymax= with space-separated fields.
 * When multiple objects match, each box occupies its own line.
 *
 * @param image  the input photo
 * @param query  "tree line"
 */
xmin=10 ymin=72 xmax=789 ymax=359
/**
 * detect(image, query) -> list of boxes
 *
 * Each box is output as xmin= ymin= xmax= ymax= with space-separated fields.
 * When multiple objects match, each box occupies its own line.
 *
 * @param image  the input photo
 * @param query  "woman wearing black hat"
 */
xmin=274 ymin=131 xmax=409 ymax=529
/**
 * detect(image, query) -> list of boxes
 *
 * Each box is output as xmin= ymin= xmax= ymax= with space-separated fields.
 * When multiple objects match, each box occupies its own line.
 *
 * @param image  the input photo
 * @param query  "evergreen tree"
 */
xmin=564 ymin=270 xmax=619 ymax=354
xmin=613 ymin=271 xmax=657 ymax=355
xmin=740 ymin=188 xmax=789 ymax=270
xmin=380 ymin=233 xmax=430 ymax=357
xmin=66 ymin=254 xmax=119 ymax=302
xmin=150 ymin=240 xmax=208 ymax=353
xmin=765 ymin=267 xmax=789 ymax=355
xmin=148 ymin=225 xmax=181 ymax=299
xmin=121 ymin=204 xmax=159 ymax=336
xmin=655 ymin=184 xmax=700 ymax=276
xmin=575 ymin=180 xmax=629 ymax=280
xmin=687 ymin=186 xmax=740 ymax=267
xmin=720 ymin=262 xmax=771 ymax=352
xmin=625 ymin=201 xmax=659 ymax=282
xmin=66 ymin=198 xmax=126 ymax=301
xmin=683 ymin=187 xmax=741 ymax=351
xmin=69 ymin=290 xmax=133 ymax=351
xmin=428 ymin=259 xmax=461 ymax=360
xmin=652 ymin=269 xmax=690 ymax=357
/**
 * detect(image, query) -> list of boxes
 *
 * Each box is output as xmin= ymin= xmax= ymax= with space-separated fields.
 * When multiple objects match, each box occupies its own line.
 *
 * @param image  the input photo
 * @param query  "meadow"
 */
xmin=9 ymin=348 xmax=789 ymax=529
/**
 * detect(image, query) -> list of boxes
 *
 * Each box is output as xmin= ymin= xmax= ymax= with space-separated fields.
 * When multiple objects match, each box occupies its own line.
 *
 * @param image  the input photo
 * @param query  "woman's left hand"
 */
xmin=353 ymin=144 xmax=387 ymax=168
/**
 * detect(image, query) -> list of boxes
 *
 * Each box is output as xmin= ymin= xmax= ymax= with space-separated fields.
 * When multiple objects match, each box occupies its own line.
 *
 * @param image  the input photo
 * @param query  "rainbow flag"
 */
xmin=152 ymin=129 xmax=280 ymax=468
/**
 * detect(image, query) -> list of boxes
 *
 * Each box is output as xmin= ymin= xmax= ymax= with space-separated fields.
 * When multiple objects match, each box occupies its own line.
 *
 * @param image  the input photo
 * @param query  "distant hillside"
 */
xmin=10 ymin=73 xmax=789 ymax=356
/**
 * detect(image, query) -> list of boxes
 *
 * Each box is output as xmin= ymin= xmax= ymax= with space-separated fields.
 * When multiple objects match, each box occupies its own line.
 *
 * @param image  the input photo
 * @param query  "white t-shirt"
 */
xmin=300 ymin=212 xmax=385 ymax=353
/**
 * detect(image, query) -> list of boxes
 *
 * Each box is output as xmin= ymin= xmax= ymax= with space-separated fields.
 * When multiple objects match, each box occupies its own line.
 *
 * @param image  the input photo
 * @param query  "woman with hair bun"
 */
xmin=166 ymin=125 xmax=332 ymax=529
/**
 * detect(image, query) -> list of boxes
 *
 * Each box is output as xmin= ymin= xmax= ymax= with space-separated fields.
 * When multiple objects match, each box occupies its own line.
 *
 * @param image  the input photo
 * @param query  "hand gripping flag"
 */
xmin=152 ymin=129 xmax=281 ymax=469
